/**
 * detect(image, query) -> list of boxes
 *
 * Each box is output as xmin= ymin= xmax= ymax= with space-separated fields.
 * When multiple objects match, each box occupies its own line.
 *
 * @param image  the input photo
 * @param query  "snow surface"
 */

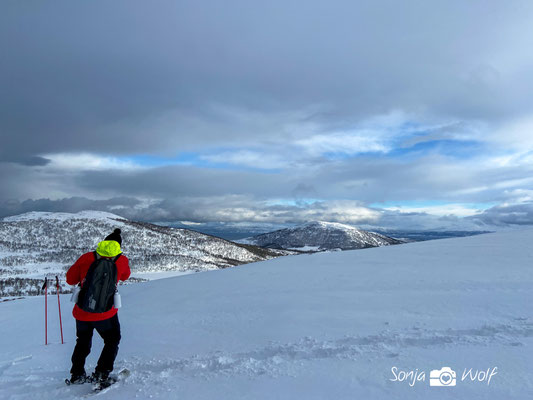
xmin=0 ymin=230 xmax=532 ymax=399
xmin=131 ymin=270 xmax=196 ymax=281
xmin=287 ymin=245 xmax=322 ymax=252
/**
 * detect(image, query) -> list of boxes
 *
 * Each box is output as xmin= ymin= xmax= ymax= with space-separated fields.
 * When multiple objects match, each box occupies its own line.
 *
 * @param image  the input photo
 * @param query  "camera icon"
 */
xmin=430 ymin=367 xmax=456 ymax=387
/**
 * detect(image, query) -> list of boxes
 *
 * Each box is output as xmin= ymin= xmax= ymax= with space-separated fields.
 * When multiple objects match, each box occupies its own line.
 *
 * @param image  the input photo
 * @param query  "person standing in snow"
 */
xmin=66 ymin=228 xmax=131 ymax=385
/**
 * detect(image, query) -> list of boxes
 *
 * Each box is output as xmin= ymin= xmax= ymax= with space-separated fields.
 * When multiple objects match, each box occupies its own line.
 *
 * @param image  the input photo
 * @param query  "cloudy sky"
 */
xmin=2 ymin=0 xmax=533 ymax=230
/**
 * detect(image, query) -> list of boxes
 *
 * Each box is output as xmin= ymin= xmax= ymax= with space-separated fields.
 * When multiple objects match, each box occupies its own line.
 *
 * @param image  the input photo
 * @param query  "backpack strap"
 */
xmin=81 ymin=251 xmax=99 ymax=287
xmin=112 ymin=253 xmax=122 ymax=291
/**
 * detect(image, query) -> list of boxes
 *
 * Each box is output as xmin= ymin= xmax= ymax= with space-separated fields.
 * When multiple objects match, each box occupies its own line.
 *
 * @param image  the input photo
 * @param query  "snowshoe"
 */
xmin=91 ymin=376 xmax=117 ymax=392
xmin=65 ymin=372 xmax=89 ymax=385
xmin=90 ymin=368 xmax=130 ymax=393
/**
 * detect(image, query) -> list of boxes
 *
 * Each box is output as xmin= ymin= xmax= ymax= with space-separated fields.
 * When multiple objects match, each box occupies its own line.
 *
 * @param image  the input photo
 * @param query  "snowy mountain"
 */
xmin=0 ymin=211 xmax=288 ymax=297
xmin=238 ymin=220 xmax=403 ymax=251
xmin=1 ymin=229 xmax=531 ymax=399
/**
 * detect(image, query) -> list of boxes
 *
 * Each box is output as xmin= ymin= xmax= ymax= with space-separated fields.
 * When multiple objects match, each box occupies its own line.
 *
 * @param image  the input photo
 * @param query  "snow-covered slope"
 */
xmin=0 ymin=211 xmax=286 ymax=296
xmin=239 ymin=220 xmax=403 ymax=251
xmin=1 ymin=230 xmax=531 ymax=399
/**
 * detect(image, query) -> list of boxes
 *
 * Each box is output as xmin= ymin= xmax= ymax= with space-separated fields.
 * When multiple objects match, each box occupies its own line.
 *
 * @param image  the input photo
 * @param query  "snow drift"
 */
xmin=0 ymin=229 xmax=532 ymax=399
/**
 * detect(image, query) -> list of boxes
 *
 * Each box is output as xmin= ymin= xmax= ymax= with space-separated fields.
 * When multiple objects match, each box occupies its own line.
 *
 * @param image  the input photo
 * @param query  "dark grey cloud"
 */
xmin=470 ymin=202 xmax=533 ymax=226
xmin=2 ymin=0 xmax=533 ymax=162
xmin=371 ymin=210 xmax=483 ymax=231
xmin=65 ymin=158 xmax=481 ymax=203
xmin=1 ymin=156 xmax=51 ymax=166
xmin=0 ymin=197 xmax=141 ymax=219
xmin=74 ymin=166 xmax=295 ymax=199
xmin=0 ymin=196 xmax=379 ymax=226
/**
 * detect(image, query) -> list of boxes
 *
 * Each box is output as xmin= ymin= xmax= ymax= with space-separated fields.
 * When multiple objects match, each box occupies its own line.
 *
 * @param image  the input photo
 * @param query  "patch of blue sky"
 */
xmin=316 ymin=131 xmax=486 ymax=161
xmin=320 ymin=150 xmax=386 ymax=160
xmin=389 ymin=139 xmax=485 ymax=159
xmin=126 ymin=151 xmax=282 ymax=173
xmin=202 ymin=160 xmax=282 ymax=173
xmin=266 ymin=198 xmax=321 ymax=207
xmin=125 ymin=153 xmax=202 ymax=167
xmin=396 ymin=120 xmax=429 ymax=133
xmin=370 ymin=200 xmax=498 ymax=211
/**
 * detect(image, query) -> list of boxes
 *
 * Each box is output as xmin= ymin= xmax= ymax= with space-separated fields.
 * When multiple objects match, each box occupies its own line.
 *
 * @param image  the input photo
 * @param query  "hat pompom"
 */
xmin=104 ymin=228 xmax=122 ymax=245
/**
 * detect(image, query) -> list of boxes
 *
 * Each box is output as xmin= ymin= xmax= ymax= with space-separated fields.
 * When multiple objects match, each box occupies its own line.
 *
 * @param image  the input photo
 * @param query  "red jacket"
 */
xmin=66 ymin=252 xmax=131 ymax=321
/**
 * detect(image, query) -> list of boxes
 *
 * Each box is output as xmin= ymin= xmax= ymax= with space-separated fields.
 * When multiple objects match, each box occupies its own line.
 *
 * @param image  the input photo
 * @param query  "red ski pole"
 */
xmin=55 ymin=276 xmax=64 ymax=344
xmin=41 ymin=278 xmax=48 ymax=345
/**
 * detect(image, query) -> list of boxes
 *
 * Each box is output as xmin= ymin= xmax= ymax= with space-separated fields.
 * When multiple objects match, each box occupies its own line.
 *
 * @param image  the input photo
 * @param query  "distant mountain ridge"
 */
xmin=238 ymin=221 xmax=403 ymax=251
xmin=0 ymin=211 xmax=288 ymax=297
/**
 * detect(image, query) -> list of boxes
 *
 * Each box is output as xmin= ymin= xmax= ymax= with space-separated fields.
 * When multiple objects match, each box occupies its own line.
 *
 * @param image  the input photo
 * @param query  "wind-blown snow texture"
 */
xmin=0 ymin=211 xmax=287 ymax=296
xmin=0 ymin=230 xmax=532 ymax=399
xmin=239 ymin=220 xmax=403 ymax=251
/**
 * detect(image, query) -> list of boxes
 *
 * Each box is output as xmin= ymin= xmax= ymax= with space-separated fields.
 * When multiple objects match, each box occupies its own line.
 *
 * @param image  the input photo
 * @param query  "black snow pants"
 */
xmin=70 ymin=314 xmax=121 ymax=376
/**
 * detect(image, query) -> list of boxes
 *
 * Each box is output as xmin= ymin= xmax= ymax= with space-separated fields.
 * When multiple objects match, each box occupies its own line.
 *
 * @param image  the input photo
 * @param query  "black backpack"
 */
xmin=77 ymin=252 xmax=120 ymax=313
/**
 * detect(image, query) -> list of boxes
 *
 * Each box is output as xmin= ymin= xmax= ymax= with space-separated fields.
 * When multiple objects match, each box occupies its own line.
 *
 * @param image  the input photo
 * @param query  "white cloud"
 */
xmin=490 ymin=116 xmax=533 ymax=151
xmin=128 ymin=197 xmax=382 ymax=225
xmin=179 ymin=221 xmax=203 ymax=226
xmin=295 ymin=131 xmax=389 ymax=156
xmin=42 ymin=153 xmax=142 ymax=171
xmin=500 ymin=189 xmax=533 ymax=204
xmin=201 ymin=150 xmax=289 ymax=169
xmin=381 ymin=204 xmax=486 ymax=218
